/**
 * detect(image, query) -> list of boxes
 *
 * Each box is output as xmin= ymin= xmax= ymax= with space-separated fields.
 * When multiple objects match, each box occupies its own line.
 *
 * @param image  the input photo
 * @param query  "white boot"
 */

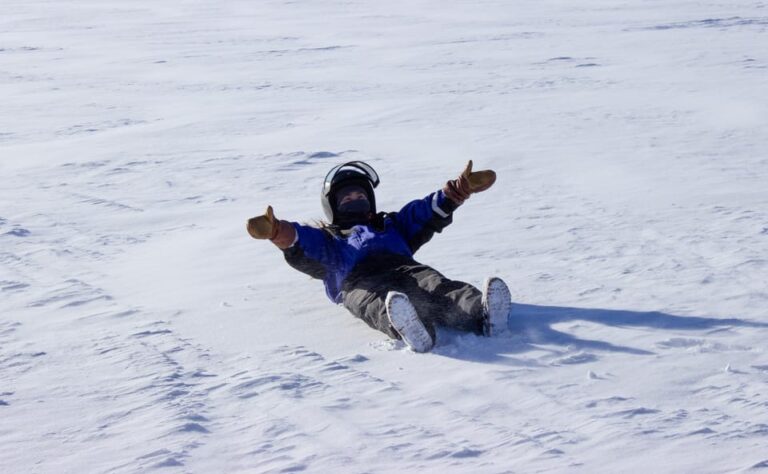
xmin=482 ymin=277 xmax=511 ymax=336
xmin=385 ymin=291 xmax=434 ymax=353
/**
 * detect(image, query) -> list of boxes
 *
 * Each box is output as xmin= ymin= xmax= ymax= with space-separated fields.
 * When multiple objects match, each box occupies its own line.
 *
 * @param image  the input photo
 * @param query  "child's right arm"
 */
xmin=247 ymin=207 xmax=341 ymax=280
xmin=246 ymin=205 xmax=297 ymax=249
xmin=282 ymin=224 xmax=343 ymax=280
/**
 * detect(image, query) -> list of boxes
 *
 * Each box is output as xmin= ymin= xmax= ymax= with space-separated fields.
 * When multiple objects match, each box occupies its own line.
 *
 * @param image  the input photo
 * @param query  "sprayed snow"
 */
xmin=2 ymin=0 xmax=767 ymax=472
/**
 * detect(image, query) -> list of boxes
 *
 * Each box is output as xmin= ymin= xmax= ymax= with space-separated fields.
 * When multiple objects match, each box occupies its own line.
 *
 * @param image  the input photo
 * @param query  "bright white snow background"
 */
xmin=2 ymin=0 xmax=768 ymax=472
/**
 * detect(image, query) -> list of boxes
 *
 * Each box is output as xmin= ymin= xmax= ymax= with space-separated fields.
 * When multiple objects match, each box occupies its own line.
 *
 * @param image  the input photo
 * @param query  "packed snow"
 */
xmin=2 ymin=0 xmax=768 ymax=472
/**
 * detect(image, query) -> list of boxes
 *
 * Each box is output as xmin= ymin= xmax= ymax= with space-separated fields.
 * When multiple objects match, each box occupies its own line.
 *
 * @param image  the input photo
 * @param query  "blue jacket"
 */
xmin=283 ymin=189 xmax=459 ymax=303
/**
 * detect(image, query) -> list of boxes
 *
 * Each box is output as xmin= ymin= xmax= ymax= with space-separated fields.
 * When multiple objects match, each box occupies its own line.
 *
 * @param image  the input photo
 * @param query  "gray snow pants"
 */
xmin=339 ymin=262 xmax=484 ymax=340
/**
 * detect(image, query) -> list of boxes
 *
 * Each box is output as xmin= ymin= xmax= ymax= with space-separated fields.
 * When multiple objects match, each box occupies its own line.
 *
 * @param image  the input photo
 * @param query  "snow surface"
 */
xmin=2 ymin=0 xmax=768 ymax=472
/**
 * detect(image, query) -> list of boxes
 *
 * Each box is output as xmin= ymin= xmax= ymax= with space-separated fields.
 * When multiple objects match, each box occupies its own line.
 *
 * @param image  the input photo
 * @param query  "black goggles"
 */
xmin=323 ymin=161 xmax=380 ymax=196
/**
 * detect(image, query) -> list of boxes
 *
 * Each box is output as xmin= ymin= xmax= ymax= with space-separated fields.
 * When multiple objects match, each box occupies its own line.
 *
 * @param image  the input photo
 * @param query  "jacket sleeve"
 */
xmin=282 ymin=223 xmax=341 ymax=280
xmin=392 ymin=189 xmax=460 ymax=254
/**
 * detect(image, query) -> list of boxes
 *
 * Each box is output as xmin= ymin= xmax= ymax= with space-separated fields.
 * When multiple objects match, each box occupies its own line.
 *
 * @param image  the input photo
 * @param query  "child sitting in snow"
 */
xmin=246 ymin=160 xmax=511 ymax=352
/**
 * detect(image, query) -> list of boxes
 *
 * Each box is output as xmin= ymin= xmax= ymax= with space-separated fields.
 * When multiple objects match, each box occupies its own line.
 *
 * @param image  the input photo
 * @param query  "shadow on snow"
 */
xmin=434 ymin=303 xmax=768 ymax=364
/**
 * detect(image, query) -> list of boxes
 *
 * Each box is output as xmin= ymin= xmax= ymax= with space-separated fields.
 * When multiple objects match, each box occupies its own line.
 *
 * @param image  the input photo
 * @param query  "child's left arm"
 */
xmin=393 ymin=160 xmax=496 ymax=253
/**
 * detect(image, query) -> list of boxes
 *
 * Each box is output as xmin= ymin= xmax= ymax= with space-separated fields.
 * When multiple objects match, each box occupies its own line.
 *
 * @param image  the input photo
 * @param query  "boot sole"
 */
xmin=483 ymin=277 xmax=511 ymax=336
xmin=386 ymin=291 xmax=434 ymax=353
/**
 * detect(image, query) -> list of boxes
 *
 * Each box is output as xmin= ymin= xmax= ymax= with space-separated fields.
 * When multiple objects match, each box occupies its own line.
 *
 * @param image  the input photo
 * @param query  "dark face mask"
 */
xmin=334 ymin=185 xmax=371 ymax=228
xmin=337 ymin=198 xmax=370 ymax=216
xmin=335 ymin=184 xmax=369 ymax=214
xmin=336 ymin=199 xmax=371 ymax=228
